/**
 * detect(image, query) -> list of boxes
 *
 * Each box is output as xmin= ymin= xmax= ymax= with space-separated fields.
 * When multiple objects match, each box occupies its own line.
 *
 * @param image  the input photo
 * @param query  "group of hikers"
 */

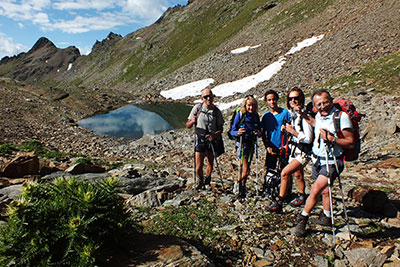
xmin=186 ymin=87 xmax=355 ymax=237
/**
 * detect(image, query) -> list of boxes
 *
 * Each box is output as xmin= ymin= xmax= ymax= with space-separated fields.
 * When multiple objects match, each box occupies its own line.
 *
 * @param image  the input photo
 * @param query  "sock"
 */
xmin=323 ymin=210 xmax=331 ymax=218
xmin=301 ymin=210 xmax=309 ymax=217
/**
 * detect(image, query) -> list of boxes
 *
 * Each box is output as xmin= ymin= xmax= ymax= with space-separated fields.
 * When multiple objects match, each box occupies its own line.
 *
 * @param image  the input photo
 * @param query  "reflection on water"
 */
xmin=78 ymin=105 xmax=174 ymax=139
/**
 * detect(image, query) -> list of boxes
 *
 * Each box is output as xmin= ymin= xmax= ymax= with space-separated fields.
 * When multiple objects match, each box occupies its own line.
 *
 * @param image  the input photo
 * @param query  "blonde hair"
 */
xmin=240 ymin=95 xmax=258 ymax=114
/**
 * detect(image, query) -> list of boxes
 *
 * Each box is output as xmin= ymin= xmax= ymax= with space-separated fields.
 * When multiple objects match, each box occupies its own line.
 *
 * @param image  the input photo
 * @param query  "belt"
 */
xmin=312 ymin=153 xmax=343 ymax=161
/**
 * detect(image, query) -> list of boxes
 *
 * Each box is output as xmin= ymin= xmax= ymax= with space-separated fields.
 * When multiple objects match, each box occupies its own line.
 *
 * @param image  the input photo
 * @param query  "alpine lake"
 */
xmin=78 ymin=102 xmax=192 ymax=140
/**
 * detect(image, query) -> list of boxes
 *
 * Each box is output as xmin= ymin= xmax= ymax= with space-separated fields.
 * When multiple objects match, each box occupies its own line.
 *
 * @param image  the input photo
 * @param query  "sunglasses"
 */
xmin=288 ymin=96 xmax=300 ymax=101
xmin=202 ymin=94 xmax=213 ymax=99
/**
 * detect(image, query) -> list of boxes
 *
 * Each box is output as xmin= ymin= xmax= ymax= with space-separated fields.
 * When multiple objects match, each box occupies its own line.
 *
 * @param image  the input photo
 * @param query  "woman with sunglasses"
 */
xmin=267 ymin=87 xmax=313 ymax=212
xmin=230 ymin=95 xmax=261 ymax=198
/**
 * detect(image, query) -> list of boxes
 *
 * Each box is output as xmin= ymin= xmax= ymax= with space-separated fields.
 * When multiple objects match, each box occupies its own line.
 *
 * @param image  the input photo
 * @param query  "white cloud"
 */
xmin=53 ymin=0 xmax=117 ymax=11
xmin=49 ymin=14 xmax=126 ymax=33
xmin=29 ymin=0 xmax=51 ymax=11
xmin=0 ymin=32 xmax=29 ymax=59
xmin=123 ymin=0 xmax=169 ymax=22
xmin=78 ymin=45 xmax=91 ymax=55
xmin=18 ymin=22 xmax=24 ymax=28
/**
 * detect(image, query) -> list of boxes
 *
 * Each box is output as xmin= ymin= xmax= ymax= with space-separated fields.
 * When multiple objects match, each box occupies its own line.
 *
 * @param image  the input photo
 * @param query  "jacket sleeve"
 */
xmin=298 ymin=117 xmax=313 ymax=144
xmin=230 ymin=112 xmax=241 ymax=137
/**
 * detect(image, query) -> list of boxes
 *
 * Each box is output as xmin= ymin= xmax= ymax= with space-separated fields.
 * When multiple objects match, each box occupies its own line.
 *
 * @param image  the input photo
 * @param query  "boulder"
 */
xmin=0 ymin=153 xmax=39 ymax=178
xmin=65 ymin=163 xmax=105 ymax=175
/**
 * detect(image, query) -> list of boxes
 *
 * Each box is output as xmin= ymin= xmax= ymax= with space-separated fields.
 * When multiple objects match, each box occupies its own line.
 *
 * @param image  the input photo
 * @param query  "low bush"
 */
xmin=0 ymin=177 xmax=137 ymax=266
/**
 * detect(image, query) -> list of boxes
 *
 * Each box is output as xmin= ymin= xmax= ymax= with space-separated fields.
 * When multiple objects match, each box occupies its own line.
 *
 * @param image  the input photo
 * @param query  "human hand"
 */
xmin=267 ymin=147 xmax=276 ymax=155
xmin=238 ymin=128 xmax=246 ymax=135
xmin=285 ymin=123 xmax=296 ymax=135
xmin=191 ymin=115 xmax=197 ymax=124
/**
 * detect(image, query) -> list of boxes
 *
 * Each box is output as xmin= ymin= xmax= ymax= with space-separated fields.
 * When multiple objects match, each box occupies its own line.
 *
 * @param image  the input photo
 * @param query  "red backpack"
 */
xmin=333 ymin=98 xmax=362 ymax=161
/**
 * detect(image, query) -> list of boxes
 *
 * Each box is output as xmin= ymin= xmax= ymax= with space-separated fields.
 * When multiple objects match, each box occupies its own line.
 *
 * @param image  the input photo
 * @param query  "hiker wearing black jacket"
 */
xmin=294 ymin=89 xmax=354 ymax=237
xmin=186 ymin=88 xmax=224 ymax=190
xmin=230 ymin=95 xmax=261 ymax=198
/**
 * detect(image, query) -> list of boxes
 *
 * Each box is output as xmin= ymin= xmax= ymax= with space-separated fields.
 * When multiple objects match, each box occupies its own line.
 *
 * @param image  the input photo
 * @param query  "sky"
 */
xmin=0 ymin=0 xmax=187 ymax=59
xmin=160 ymin=35 xmax=325 ymax=111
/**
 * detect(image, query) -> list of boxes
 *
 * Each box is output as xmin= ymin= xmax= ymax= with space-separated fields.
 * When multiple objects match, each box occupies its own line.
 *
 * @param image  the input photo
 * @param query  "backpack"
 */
xmin=332 ymin=98 xmax=362 ymax=161
xmin=262 ymin=168 xmax=281 ymax=200
xmin=227 ymin=106 xmax=245 ymax=141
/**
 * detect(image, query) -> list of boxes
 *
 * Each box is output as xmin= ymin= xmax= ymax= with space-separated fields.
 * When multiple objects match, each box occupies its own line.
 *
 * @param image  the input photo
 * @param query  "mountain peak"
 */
xmin=29 ymin=37 xmax=56 ymax=53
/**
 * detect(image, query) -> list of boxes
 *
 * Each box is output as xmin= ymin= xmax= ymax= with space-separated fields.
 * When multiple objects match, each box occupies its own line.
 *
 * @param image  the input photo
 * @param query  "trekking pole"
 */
xmin=331 ymin=144 xmax=353 ymax=243
xmin=238 ymin=135 xmax=243 ymax=193
xmin=193 ymin=131 xmax=197 ymax=187
xmin=210 ymin=139 xmax=224 ymax=189
xmin=255 ymin=136 xmax=259 ymax=196
xmin=324 ymin=140 xmax=336 ymax=245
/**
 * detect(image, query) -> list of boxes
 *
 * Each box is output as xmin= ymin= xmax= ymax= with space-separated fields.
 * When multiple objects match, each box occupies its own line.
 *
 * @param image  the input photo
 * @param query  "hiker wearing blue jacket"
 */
xmin=230 ymin=95 xmax=261 ymax=198
xmin=261 ymin=90 xmax=290 ymax=170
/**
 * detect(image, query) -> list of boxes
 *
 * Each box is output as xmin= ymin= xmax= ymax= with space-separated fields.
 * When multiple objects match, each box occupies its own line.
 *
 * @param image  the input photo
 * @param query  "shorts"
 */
xmin=289 ymin=149 xmax=310 ymax=166
xmin=312 ymin=158 xmax=344 ymax=183
xmin=236 ymin=141 xmax=255 ymax=161
xmin=195 ymin=135 xmax=212 ymax=153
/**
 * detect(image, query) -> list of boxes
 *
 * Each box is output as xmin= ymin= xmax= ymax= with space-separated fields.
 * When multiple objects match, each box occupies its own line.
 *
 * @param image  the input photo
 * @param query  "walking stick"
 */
xmin=255 ymin=136 xmax=259 ymax=196
xmin=210 ymin=139 xmax=224 ymax=189
xmin=193 ymin=131 xmax=197 ymax=187
xmin=331 ymin=144 xmax=353 ymax=242
xmin=324 ymin=140 xmax=336 ymax=245
xmin=238 ymin=135 xmax=243 ymax=192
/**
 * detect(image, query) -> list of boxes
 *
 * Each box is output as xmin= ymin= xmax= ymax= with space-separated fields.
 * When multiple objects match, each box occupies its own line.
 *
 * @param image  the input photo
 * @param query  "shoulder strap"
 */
xmin=299 ymin=116 xmax=304 ymax=132
xmin=238 ymin=111 xmax=246 ymax=127
xmin=333 ymin=110 xmax=342 ymax=134
xmin=195 ymin=103 xmax=203 ymax=117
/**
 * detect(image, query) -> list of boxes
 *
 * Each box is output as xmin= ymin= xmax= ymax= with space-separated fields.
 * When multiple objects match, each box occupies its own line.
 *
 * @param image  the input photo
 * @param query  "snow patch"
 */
xmin=159 ymin=35 xmax=324 ymax=104
xmin=231 ymin=44 xmax=261 ymax=54
xmin=160 ymin=78 xmax=214 ymax=100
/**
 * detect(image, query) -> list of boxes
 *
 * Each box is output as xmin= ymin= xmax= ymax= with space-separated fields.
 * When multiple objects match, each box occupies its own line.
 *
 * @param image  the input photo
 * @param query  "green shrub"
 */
xmin=0 ymin=177 xmax=137 ymax=266
xmin=0 ymin=143 xmax=17 ymax=154
xmin=75 ymin=157 xmax=92 ymax=165
xmin=17 ymin=140 xmax=42 ymax=152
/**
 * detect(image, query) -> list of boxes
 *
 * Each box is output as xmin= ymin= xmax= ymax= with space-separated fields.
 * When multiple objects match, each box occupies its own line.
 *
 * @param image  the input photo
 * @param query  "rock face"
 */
xmin=0 ymin=37 xmax=80 ymax=83
xmin=91 ymin=32 xmax=123 ymax=54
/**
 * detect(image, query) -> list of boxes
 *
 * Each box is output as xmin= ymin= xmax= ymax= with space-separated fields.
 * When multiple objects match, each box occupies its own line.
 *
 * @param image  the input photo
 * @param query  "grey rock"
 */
xmin=314 ymin=255 xmax=328 ymax=267
xmin=344 ymin=248 xmax=387 ymax=267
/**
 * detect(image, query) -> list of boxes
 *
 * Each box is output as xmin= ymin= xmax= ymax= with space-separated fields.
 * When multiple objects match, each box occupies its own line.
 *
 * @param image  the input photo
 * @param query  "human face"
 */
xmin=201 ymin=89 xmax=214 ymax=107
xmin=288 ymin=92 xmax=300 ymax=109
xmin=245 ymin=100 xmax=256 ymax=113
xmin=266 ymin=93 xmax=278 ymax=110
xmin=313 ymin=92 xmax=333 ymax=117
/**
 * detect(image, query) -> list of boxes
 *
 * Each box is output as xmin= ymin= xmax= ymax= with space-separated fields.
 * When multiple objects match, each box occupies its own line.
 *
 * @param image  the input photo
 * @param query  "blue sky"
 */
xmin=0 ymin=0 xmax=187 ymax=59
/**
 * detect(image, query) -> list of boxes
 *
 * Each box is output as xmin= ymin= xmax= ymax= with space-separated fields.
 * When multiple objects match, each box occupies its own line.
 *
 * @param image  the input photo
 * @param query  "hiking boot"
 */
xmin=233 ymin=182 xmax=239 ymax=195
xmin=295 ymin=214 xmax=309 ymax=237
xmin=313 ymin=211 xmax=332 ymax=226
xmin=267 ymin=199 xmax=282 ymax=213
xmin=290 ymin=193 xmax=306 ymax=207
xmin=195 ymin=177 xmax=205 ymax=190
xmin=239 ymin=183 xmax=246 ymax=199
xmin=204 ymin=175 xmax=211 ymax=185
